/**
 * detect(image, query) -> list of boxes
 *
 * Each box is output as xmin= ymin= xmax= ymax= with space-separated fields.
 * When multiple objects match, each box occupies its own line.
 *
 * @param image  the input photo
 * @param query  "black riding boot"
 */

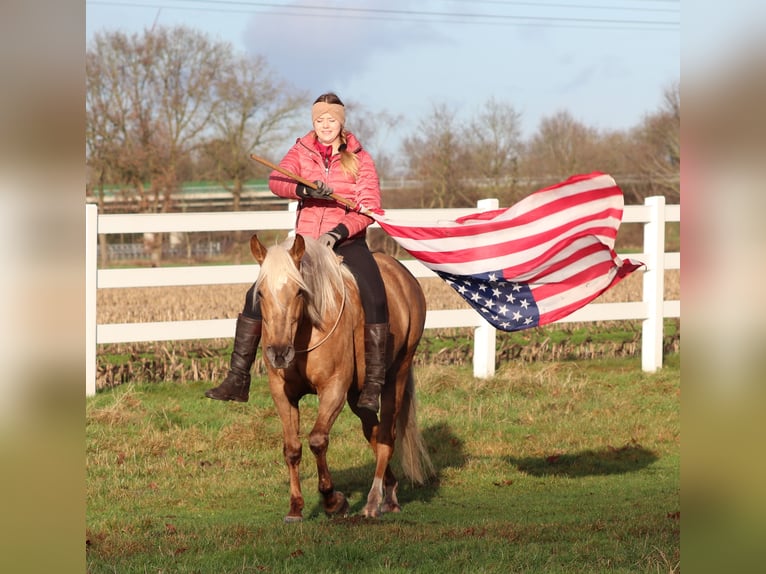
xmin=357 ymin=323 xmax=388 ymax=413
xmin=204 ymin=314 xmax=261 ymax=402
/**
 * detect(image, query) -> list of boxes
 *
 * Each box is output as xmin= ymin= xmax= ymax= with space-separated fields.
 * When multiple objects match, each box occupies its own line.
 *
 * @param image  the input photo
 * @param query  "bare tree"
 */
xmin=86 ymin=26 xmax=259 ymax=263
xmin=205 ymin=53 xmax=306 ymax=210
xmin=148 ymin=26 xmax=230 ymax=214
xmin=402 ymin=103 xmax=474 ymax=208
xmin=342 ymin=100 xmax=403 ymax=180
xmin=629 ymin=82 xmax=680 ymax=201
xmin=466 ymin=98 xmax=524 ymax=204
xmin=522 ymin=110 xmax=600 ymax=184
xmin=86 ymin=26 xmax=229 ymax=206
xmin=86 ymin=31 xmax=157 ymax=211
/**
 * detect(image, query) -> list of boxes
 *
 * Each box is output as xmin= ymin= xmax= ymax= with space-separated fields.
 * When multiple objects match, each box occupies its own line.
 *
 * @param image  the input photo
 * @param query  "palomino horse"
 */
xmin=250 ymin=233 xmax=433 ymax=521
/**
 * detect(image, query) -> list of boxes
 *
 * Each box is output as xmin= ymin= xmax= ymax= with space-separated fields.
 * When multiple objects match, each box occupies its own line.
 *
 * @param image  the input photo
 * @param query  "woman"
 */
xmin=204 ymin=92 xmax=389 ymax=414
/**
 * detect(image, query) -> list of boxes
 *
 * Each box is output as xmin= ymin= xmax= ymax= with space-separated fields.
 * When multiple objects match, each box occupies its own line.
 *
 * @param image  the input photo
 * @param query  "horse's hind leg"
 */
xmin=381 ymin=466 xmax=401 ymax=514
xmin=362 ymin=404 xmax=397 ymax=518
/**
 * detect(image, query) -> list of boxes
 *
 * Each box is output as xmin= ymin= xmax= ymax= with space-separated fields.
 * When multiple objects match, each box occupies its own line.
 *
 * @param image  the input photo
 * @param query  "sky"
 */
xmin=84 ymin=0 xmax=681 ymax=151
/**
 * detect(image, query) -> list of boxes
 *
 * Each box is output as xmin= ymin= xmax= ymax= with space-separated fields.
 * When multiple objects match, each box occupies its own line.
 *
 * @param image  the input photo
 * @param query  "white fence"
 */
xmin=85 ymin=197 xmax=680 ymax=396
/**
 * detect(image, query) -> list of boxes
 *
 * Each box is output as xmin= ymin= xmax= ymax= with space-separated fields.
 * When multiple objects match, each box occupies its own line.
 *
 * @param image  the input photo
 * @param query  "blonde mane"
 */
xmin=255 ymin=236 xmax=354 ymax=328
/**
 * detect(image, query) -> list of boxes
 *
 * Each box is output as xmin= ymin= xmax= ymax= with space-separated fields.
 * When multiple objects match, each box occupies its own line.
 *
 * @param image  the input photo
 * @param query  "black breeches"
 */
xmin=336 ymin=236 xmax=388 ymax=324
xmin=242 ymin=282 xmax=262 ymax=320
xmin=240 ymin=236 xmax=388 ymax=324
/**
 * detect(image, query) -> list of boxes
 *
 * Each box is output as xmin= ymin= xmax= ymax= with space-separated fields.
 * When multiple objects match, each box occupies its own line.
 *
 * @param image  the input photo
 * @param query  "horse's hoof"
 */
xmin=284 ymin=515 xmax=303 ymax=523
xmin=326 ymin=493 xmax=349 ymax=518
xmin=336 ymin=498 xmax=350 ymax=517
xmin=362 ymin=504 xmax=381 ymax=518
xmin=381 ymin=502 xmax=401 ymax=514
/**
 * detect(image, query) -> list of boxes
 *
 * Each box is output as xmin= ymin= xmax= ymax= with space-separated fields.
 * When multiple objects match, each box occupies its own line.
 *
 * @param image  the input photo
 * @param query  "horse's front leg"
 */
xmin=310 ymin=384 xmax=349 ymax=518
xmin=271 ymin=387 xmax=304 ymax=522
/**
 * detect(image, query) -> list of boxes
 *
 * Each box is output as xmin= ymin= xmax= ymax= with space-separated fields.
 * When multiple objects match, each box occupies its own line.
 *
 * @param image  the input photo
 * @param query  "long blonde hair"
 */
xmin=314 ymin=93 xmax=359 ymax=179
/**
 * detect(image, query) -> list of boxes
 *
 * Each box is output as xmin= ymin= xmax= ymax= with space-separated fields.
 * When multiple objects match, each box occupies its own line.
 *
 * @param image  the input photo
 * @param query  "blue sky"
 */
xmin=87 ymin=0 xmax=680 ymax=145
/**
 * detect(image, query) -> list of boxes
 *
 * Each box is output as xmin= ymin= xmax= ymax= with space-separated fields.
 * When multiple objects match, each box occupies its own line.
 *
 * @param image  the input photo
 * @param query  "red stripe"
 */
xmin=391 ymin=212 xmax=621 ymax=271
xmin=537 ymin=260 xmax=631 ymax=325
xmin=454 ymin=184 xmax=620 ymax=230
xmin=520 ymin=242 xmax=613 ymax=290
xmin=380 ymin=179 xmax=620 ymax=242
xmin=531 ymin=256 xmax=616 ymax=301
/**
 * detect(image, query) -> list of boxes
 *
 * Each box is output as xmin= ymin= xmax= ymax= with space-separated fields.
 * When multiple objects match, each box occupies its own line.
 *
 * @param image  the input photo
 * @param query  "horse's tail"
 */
xmin=397 ymin=370 xmax=435 ymax=485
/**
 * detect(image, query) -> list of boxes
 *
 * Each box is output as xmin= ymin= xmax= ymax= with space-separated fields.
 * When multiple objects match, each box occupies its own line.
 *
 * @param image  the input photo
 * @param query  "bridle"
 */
xmin=295 ymin=263 xmax=348 ymax=354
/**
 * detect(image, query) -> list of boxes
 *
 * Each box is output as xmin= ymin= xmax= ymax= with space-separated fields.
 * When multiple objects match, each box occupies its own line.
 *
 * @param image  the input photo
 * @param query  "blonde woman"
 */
xmin=205 ymin=93 xmax=388 ymax=414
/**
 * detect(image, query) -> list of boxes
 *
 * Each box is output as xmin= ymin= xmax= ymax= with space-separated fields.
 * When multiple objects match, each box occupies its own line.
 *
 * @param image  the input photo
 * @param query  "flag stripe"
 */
xmin=520 ymin=240 xmax=615 ymax=287
xmin=385 ymin=206 xmax=622 ymax=262
xmin=391 ymin=216 xmax=622 ymax=277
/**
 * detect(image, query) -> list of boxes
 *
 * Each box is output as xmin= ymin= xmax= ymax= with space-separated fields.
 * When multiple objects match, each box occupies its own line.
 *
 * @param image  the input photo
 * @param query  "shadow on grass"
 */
xmin=305 ymin=422 xmax=467 ymax=518
xmin=506 ymin=442 xmax=658 ymax=478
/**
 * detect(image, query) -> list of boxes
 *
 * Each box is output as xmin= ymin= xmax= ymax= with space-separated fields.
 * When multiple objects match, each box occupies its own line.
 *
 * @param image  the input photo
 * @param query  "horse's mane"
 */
xmin=256 ymin=236 xmax=354 ymax=328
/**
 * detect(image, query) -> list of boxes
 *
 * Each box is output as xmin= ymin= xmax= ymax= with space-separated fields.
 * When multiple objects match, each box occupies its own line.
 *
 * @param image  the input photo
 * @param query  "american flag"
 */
xmin=371 ymin=172 xmax=644 ymax=332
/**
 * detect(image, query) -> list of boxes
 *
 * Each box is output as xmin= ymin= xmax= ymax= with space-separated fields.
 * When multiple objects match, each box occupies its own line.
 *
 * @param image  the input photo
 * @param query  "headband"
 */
xmin=311 ymin=102 xmax=345 ymax=126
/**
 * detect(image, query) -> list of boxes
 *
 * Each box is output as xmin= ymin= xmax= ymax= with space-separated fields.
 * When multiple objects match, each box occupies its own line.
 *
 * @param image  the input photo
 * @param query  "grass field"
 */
xmin=86 ymin=354 xmax=680 ymax=573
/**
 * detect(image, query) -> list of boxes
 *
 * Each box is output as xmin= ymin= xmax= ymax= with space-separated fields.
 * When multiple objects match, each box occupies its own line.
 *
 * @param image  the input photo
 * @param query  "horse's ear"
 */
xmin=290 ymin=234 xmax=306 ymax=266
xmin=250 ymin=234 xmax=268 ymax=264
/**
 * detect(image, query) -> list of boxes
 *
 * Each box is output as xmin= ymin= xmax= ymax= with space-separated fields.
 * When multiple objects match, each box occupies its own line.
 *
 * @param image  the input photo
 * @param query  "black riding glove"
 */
xmin=296 ymin=180 xmax=333 ymax=200
xmin=318 ymin=231 xmax=342 ymax=249
xmin=317 ymin=224 xmax=349 ymax=249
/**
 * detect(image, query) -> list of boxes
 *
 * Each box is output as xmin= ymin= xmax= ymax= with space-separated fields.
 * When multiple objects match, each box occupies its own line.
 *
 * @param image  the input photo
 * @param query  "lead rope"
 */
xmin=296 ymin=266 xmax=348 ymax=354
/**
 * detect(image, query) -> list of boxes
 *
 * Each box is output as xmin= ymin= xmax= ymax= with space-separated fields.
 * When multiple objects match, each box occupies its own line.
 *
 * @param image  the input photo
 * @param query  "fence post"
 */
xmin=473 ymin=198 xmax=499 ymax=379
xmin=642 ymin=196 xmax=666 ymax=372
xmin=286 ymin=200 xmax=298 ymax=237
xmin=86 ymin=204 xmax=98 ymax=396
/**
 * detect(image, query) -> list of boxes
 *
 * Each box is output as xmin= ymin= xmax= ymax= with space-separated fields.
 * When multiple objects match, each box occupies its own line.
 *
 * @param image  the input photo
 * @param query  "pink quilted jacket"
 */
xmin=268 ymin=130 xmax=380 ymax=240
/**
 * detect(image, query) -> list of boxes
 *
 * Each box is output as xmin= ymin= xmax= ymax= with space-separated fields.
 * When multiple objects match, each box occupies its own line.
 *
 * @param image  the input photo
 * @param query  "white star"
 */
xmin=492 ymin=287 xmax=501 ymax=298
xmin=512 ymin=311 xmax=522 ymax=321
xmin=471 ymin=292 xmax=481 ymax=302
xmin=457 ymin=284 xmax=467 ymax=294
xmin=477 ymin=283 xmax=487 ymax=292
xmin=498 ymin=305 xmax=508 ymax=316
xmin=512 ymin=284 xmax=523 ymax=292
xmin=520 ymin=299 xmax=530 ymax=309
xmin=524 ymin=316 xmax=534 ymax=325
xmin=489 ymin=272 xmax=497 ymax=281
xmin=485 ymin=298 xmax=495 ymax=309
xmin=505 ymin=293 xmax=516 ymax=303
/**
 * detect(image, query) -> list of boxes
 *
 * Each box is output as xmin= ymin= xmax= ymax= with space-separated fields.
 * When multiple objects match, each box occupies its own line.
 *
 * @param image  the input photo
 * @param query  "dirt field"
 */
xmin=97 ymin=268 xmax=678 ymax=324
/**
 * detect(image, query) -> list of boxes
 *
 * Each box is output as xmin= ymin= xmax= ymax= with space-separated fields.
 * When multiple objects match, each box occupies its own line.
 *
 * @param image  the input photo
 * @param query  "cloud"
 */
xmin=240 ymin=0 xmax=447 ymax=95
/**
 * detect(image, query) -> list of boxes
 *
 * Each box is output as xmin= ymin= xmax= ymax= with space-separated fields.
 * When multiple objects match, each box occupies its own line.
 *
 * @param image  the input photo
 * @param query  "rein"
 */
xmin=295 ymin=261 xmax=348 ymax=354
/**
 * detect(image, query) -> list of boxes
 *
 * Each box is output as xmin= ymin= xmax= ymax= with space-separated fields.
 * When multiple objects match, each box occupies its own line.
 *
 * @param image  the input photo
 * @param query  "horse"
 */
xmin=249 ymin=233 xmax=434 ymax=521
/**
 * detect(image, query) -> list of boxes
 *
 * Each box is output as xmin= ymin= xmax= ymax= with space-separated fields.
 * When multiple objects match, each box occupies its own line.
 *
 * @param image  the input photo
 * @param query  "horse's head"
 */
xmin=250 ymin=234 xmax=308 ymax=369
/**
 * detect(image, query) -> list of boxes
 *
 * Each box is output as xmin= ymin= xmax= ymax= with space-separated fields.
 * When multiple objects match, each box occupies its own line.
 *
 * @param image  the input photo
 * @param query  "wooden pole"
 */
xmin=249 ymin=153 xmax=372 ymax=216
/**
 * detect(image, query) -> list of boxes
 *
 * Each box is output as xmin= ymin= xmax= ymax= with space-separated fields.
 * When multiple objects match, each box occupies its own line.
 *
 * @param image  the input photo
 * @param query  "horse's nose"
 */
xmin=265 ymin=345 xmax=295 ymax=369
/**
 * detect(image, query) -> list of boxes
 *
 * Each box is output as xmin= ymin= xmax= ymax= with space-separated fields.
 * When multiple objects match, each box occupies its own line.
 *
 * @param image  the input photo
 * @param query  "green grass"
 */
xmin=87 ymin=355 xmax=680 ymax=573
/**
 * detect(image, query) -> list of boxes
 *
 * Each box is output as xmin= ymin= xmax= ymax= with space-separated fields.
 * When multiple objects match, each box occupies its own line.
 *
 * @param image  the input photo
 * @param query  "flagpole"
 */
xmin=249 ymin=153 xmax=375 ymax=217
